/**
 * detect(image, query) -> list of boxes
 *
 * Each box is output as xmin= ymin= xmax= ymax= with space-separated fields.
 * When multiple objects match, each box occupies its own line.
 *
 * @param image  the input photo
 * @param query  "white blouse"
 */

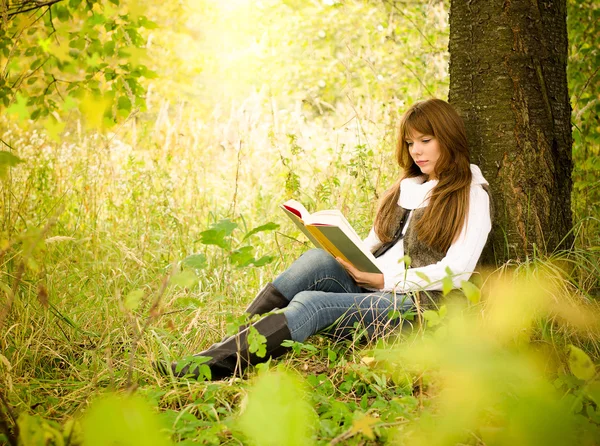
xmin=363 ymin=164 xmax=492 ymax=292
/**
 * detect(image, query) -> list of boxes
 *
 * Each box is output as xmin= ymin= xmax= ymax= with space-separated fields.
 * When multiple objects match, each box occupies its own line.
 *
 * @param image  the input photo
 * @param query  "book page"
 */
xmin=280 ymin=204 xmax=324 ymax=249
xmin=281 ymin=199 xmax=310 ymax=220
xmin=305 ymin=210 xmax=365 ymax=250
xmin=310 ymin=225 xmax=381 ymax=274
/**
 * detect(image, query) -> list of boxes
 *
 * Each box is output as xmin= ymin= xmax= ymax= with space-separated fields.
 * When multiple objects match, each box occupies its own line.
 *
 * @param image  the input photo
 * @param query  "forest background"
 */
xmin=1 ymin=0 xmax=599 ymax=444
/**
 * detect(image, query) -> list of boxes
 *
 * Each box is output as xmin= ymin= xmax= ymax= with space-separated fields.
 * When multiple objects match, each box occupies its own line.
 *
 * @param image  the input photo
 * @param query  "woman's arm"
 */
xmin=337 ymin=257 xmax=384 ymax=289
xmin=362 ymin=227 xmax=382 ymax=253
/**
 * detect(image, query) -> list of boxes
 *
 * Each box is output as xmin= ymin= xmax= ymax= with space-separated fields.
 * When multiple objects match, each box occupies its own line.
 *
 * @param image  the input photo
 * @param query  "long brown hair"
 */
xmin=374 ymin=99 xmax=472 ymax=253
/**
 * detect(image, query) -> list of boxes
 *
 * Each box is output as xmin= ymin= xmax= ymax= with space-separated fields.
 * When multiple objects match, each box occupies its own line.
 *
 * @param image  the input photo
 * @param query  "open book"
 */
xmin=280 ymin=199 xmax=382 ymax=274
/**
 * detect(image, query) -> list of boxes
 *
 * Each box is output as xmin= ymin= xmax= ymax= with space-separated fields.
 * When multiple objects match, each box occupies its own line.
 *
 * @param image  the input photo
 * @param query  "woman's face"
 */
xmin=405 ymin=130 xmax=441 ymax=179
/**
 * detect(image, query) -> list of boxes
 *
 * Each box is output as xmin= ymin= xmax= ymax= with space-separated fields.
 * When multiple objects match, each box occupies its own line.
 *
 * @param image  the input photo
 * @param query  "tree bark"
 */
xmin=448 ymin=0 xmax=572 ymax=264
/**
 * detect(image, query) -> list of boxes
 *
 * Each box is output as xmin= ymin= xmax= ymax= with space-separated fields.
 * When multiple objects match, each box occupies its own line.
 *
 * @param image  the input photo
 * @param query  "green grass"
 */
xmin=2 ymin=94 xmax=600 ymax=444
xmin=2 ymin=0 xmax=599 ymax=442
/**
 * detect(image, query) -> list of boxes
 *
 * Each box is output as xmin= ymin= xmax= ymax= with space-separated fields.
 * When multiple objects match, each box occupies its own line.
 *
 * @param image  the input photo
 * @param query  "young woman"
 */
xmin=159 ymin=98 xmax=492 ymax=380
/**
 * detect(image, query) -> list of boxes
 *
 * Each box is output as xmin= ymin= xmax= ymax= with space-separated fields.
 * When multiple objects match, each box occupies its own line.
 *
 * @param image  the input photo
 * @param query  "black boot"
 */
xmin=244 ymin=282 xmax=289 ymax=317
xmin=160 ymin=313 xmax=292 ymax=380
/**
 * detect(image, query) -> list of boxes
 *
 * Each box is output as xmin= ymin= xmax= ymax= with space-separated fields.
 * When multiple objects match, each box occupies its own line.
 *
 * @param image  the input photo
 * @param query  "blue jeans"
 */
xmin=272 ymin=249 xmax=415 ymax=342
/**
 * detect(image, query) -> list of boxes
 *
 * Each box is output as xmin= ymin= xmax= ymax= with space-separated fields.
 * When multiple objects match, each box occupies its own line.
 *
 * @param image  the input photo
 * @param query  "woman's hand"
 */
xmin=336 ymin=257 xmax=384 ymax=289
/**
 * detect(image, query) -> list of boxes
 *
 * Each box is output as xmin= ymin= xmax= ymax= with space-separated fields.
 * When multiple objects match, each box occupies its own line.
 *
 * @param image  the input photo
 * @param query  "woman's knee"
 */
xmin=288 ymin=290 xmax=320 ymax=310
xmin=285 ymin=291 xmax=331 ymax=326
xmin=298 ymin=249 xmax=339 ymax=272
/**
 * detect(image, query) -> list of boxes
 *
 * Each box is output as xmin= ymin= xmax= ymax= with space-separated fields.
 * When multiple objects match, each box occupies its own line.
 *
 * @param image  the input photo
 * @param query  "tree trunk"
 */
xmin=448 ymin=0 xmax=572 ymax=264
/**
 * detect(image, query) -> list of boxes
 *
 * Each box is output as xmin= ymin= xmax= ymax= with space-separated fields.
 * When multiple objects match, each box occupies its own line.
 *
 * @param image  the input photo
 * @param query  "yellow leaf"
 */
xmin=123 ymin=47 xmax=148 ymax=65
xmin=361 ymin=356 xmax=376 ymax=367
xmin=124 ymin=289 xmax=144 ymax=311
xmin=14 ymin=14 xmax=36 ymax=33
xmin=86 ymin=53 xmax=102 ymax=67
xmin=6 ymin=93 xmax=29 ymax=120
xmin=38 ymin=38 xmax=51 ymax=52
xmin=80 ymin=93 xmax=111 ymax=130
xmin=126 ymin=0 xmax=145 ymax=20
xmin=50 ymin=39 xmax=71 ymax=61
xmin=350 ymin=414 xmax=377 ymax=440
xmin=461 ymin=280 xmax=481 ymax=304
xmin=101 ymin=3 xmax=117 ymax=16
xmin=44 ymin=116 xmax=66 ymax=142
xmin=569 ymin=345 xmax=596 ymax=381
xmin=170 ymin=270 xmax=198 ymax=288
xmin=62 ymin=95 xmax=78 ymax=112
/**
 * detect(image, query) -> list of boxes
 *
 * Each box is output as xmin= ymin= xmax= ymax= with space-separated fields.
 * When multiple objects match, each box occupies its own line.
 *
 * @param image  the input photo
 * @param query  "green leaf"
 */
xmin=199 ymin=220 xmax=238 ymax=248
xmin=88 ymin=13 xmax=107 ymax=26
xmin=182 ymin=253 xmax=207 ymax=270
xmin=442 ymin=276 xmax=453 ymax=296
xmin=124 ymin=289 xmax=144 ymax=311
xmin=398 ymin=255 xmax=411 ymax=267
xmin=199 ymin=229 xmax=228 ymax=249
xmin=415 ymin=271 xmax=430 ymax=283
xmin=103 ymin=40 xmax=116 ymax=56
xmin=140 ymin=66 xmax=158 ymax=79
xmin=18 ymin=414 xmax=63 ymax=445
xmin=248 ymin=326 xmax=267 ymax=357
xmin=139 ymin=16 xmax=158 ymax=29
xmin=213 ymin=219 xmax=238 ymax=236
xmin=117 ymin=95 xmax=132 ymax=116
xmin=230 ymin=246 xmax=254 ymax=267
xmin=327 ymin=348 xmax=337 ymax=361
xmin=438 ymin=304 xmax=447 ymax=318
xmin=0 ymin=151 xmax=24 ymax=167
xmin=105 ymin=69 xmax=117 ymax=81
xmin=86 ymin=53 xmax=102 ymax=68
xmin=252 ymin=255 xmax=275 ymax=267
xmin=585 ymin=381 xmax=600 ymax=405
xmin=569 ymin=345 xmax=596 ymax=381
xmin=54 ymin=5 xmax=71 ymax=22
xmin=461 ymin=280 xmax=481 ymax=304
xmin=422 ymin=310 xmax=441 ymax=327
xmin=176 ymin=355 xmax=211 ymax=377
xmin=0 ymin=151 xmax=24 ymax=178
xmin=170 ymin=270 xmax=198 ymax=288
xmin=243 ymin=222 xmax=280 ymax=241
xmin=6 ymin=93 xmax=29 ymax=120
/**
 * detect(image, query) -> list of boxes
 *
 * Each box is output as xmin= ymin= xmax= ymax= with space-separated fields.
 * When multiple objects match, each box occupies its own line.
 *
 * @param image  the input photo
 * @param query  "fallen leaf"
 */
xmin=350 ymin=414 xmax=377 ymax=440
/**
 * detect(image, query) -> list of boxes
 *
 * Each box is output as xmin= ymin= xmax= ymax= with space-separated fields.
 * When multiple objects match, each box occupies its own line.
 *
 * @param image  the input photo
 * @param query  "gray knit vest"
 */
xmin=387 ymin=184 xmax=492 ymax=310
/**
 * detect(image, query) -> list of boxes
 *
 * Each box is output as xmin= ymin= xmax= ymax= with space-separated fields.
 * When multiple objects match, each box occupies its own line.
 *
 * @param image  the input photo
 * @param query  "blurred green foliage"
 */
xmin=0 ymin=0 xmax=599 ymax=445
xmin=238 ymin=370 xmax=318 ymax=446
xmin=82 ymin=393 xmax=171 ymax=446
xmin=1 ymin=0 xmax=156 ymax=134
xmin=568 ymin=0 xmax=600 ymax=244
